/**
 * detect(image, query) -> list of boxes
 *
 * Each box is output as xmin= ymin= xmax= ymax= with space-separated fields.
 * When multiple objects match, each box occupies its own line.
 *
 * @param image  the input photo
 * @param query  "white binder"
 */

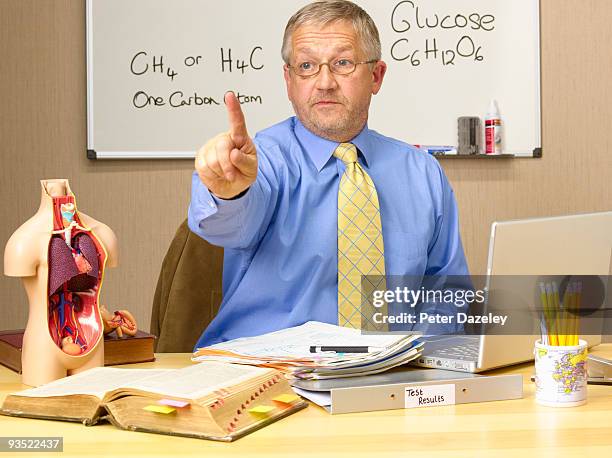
xmin=292 ymin=368 xmax=523 ymax=414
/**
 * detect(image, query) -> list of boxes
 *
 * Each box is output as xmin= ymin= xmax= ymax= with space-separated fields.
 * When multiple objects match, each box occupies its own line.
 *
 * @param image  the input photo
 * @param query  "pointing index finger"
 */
xmin=225 ymin=91 xmax=248 ymax=148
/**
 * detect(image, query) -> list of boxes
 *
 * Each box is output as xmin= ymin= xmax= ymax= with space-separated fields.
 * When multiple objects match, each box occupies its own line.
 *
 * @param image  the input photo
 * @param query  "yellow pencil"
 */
xmin=546 ymin=283 xmax=558 ymax=346
xmin=539 ymin=282 xmax=552 ymax=344
xmin=573 ymin=282 xmax=582 ymax=346
xmin=560 ymin=283 xmax=570 ymax=346
xmin=565 ymin=282 xmax=572 ymax=346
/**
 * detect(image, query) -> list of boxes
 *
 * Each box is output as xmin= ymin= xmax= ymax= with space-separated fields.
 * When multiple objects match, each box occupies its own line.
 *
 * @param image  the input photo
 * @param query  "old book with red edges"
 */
xmin=0 ymin=361 xmax=306 ymax=442
xmin=0 ymin=329 xmax=156 ymax=373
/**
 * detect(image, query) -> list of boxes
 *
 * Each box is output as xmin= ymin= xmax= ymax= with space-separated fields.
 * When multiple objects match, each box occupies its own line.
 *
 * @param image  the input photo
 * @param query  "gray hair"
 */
xmin=281 ymin=1 xmax=381 ymax=64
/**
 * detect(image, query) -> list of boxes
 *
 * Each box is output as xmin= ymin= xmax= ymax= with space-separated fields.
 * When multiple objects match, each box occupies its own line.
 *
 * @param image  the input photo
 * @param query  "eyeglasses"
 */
xmin=287 ymin=58 xmax=378 ymax=77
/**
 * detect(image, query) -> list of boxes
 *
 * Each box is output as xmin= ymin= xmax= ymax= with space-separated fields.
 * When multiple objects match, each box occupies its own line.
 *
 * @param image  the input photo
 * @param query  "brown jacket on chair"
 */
xmin=150 ymin=219 xmax=223 ymax=352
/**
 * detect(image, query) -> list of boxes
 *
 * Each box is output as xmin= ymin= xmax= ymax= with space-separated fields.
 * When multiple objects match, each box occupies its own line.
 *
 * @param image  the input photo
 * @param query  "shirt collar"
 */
xmin=294 ymin=117 xmax=372 ymax=172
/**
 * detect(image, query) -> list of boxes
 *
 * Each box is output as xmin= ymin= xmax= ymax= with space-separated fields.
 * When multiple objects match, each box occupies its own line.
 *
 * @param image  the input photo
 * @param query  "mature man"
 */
xmin=188 ymin=0 xmax=469 ymax=347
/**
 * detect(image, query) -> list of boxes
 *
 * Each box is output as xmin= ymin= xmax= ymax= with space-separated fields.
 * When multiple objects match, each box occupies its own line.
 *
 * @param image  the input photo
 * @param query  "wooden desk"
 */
xmin=1 ymin=345 xmax=611 ymax=457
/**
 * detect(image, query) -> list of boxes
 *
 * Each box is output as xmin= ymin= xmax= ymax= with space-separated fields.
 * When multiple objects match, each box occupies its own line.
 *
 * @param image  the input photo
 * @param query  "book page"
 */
xmin=201 ymin=321 xmax=408 ymax=358
xmin=121 ymin=361 xmax=272 ymax=399
xmin=13 ymin=368 xmax=171 ymax=399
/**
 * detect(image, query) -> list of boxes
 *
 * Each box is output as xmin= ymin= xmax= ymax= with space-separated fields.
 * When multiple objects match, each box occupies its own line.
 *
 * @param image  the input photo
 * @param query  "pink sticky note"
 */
xmin=158 ymin=399 xmax=190 ymax=408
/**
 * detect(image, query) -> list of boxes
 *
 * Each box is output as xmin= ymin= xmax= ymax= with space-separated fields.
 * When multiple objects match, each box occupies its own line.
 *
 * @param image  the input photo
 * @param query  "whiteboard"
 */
xmin=86 ymin=0 xmax=541 ymax=159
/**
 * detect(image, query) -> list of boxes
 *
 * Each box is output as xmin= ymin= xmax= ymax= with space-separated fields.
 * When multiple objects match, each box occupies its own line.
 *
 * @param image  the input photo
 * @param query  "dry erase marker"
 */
xmin=309 ymin=346 xmax=381 ymax=353
xmin=415 ymin=145 xmax=457 ymax=155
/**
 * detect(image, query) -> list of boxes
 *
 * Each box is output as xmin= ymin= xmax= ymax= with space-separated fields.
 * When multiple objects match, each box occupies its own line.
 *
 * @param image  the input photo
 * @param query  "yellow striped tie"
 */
xmin=334 ymin=143 xmax=386 ymax=330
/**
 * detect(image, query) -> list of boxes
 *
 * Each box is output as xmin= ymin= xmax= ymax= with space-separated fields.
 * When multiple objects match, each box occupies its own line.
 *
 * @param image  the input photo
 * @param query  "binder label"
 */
xmin=405 ymin=384 xmax=455 ymax=408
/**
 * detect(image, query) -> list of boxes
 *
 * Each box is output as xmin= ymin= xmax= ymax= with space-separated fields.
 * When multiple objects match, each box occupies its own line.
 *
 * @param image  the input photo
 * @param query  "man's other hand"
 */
xmin=195 ymin=92 xmax=258 ymax=199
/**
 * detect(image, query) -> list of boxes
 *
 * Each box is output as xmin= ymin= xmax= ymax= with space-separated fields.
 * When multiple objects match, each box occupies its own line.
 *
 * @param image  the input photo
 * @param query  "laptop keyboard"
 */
xmin=433 ymin=340 xmax=480 ymax=360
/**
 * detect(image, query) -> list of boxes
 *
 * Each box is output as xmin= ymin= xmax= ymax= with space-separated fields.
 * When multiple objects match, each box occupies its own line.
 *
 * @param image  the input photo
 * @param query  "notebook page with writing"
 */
xmin=120 ymin=362 xmax=272 ymax=399
xmin=13 ymin=368 xmax=170 ymax=399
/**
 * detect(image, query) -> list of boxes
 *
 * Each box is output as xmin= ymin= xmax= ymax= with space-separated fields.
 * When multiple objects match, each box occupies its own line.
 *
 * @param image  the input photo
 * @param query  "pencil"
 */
xmin=571 ymin=282 xmax=582 ymax=346
xmin=539 ymin=282 xmax=553 ymax=345
xmin=560 ymin=283 xmax=570 ymax=346
xmin=546 ymin=283 xmax=559 ymax=346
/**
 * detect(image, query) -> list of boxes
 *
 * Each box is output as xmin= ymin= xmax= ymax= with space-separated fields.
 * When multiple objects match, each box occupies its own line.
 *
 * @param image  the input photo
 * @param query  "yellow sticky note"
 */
xmin=144 ymin=405 xmax=176 ymax=414
xmin=273 ymin=394 xmax=300 ymax=404
xmin=248 ymin=405 xmax=275 ymax=415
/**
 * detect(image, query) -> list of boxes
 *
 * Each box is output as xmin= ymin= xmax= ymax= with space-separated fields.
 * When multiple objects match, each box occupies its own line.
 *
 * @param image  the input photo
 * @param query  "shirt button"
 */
xmin=208 ymin=201 xmax=215 ymax=208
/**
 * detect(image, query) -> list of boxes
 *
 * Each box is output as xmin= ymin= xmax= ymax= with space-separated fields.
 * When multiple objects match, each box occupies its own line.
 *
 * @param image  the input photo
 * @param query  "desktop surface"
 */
xmin=1 ymin=347 xmax=611 ymax=457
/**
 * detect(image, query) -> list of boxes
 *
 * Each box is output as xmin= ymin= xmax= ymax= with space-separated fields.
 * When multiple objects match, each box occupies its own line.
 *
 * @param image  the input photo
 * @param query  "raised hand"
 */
xmin=195 ymin=92 xmax=258 ymax=199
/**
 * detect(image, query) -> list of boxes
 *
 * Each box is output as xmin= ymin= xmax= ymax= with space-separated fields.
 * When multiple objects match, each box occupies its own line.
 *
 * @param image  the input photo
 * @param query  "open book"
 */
xmin=0 ymin=361 xmax=307 ymax=442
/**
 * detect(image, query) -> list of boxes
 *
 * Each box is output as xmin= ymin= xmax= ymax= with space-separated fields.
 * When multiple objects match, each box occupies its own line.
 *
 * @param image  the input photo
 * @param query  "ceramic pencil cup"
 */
xmin=534 ymin=339 xmax=588 ymax=407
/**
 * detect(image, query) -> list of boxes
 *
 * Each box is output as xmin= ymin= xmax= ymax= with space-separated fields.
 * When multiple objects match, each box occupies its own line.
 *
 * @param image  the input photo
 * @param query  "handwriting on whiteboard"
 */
xmin=125 ymin=1 xmax=499 ymax=111
xmin=390 ymin=0 xmax=496 ymax=67
xmin=128 ymin=47 xmax=265 ymax=110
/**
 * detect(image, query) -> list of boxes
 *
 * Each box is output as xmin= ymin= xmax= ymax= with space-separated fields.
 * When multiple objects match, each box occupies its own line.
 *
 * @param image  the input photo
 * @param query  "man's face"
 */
xmin=283 ymin=20 xmax=387 ymax=142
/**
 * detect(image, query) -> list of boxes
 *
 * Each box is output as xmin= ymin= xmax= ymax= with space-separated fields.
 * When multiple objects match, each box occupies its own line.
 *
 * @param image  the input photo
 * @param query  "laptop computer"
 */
xmin=410 ymin=211 xmax=612 ymax=373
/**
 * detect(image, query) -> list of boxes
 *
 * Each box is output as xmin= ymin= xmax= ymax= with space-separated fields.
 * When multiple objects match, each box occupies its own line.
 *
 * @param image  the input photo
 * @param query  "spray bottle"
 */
xmin=485 ymin=100 xmax=503 ymax=154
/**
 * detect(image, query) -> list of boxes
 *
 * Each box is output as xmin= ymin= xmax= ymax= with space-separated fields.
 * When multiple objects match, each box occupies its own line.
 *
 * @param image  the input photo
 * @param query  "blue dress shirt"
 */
xmin=188 ymin=117 xmax=469 ymax=348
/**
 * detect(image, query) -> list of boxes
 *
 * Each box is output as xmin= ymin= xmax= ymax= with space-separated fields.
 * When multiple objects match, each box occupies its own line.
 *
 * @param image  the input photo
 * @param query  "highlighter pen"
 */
xmin=309 ymin=346 xmax=381 ymax=353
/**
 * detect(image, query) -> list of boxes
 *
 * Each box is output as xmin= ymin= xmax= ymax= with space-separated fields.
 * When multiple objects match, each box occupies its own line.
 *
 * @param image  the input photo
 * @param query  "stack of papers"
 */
xmin=192 ymin=322 xmax=423 ymax=380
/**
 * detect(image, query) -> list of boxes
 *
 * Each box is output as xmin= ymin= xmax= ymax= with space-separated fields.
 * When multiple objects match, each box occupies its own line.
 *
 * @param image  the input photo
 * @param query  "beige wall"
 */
xmin=1 ymin=1 xmax=610 ymax=333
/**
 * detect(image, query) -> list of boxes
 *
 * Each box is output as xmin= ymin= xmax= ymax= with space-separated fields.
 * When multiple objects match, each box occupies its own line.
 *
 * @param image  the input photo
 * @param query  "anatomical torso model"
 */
xmin=4 ymin=179 xmax=118 ymax=386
